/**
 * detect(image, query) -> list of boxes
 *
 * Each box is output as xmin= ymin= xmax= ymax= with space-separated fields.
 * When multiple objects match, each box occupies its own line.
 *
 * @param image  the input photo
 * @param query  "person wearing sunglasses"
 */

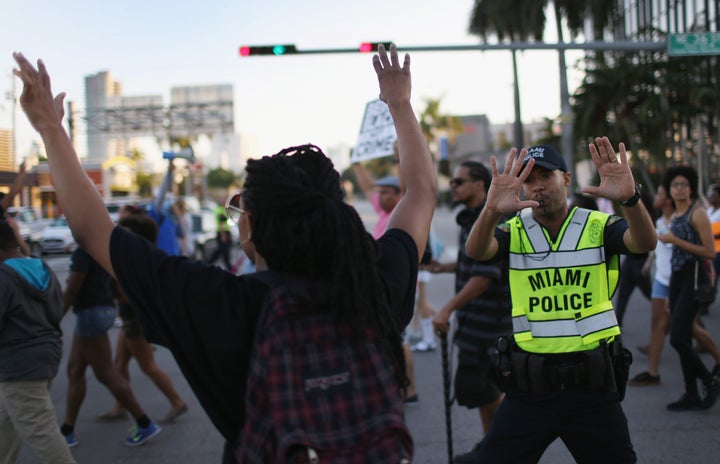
xmin=13 ymin=42 xmax=436 ymax=462
xmin=428 ymin=160 xmax=512 ymax=463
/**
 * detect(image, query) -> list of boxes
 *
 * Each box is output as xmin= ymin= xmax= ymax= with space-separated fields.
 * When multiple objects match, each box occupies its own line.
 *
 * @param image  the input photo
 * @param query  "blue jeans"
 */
xmin=75 ymin=306 xmax=115 ymax=337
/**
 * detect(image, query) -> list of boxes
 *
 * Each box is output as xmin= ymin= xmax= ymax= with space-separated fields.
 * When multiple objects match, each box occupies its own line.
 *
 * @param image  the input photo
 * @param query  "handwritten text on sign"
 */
xmin=353 ymin=99 xmax=397 ymax=162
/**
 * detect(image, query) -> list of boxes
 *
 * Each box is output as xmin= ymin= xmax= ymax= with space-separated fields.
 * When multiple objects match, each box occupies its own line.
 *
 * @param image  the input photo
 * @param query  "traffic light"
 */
xmin=359 ymin=42 xmax=393 ymax=53
xmin=238 ymin=44 xmax=297 ymax=56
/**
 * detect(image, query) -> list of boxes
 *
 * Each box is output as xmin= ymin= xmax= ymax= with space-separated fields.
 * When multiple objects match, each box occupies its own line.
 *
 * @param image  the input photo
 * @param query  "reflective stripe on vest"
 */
xmin=512 ymin=308 xmax=619 ymax=338
xmin=508 ymin=207 xmax=620 ymax=353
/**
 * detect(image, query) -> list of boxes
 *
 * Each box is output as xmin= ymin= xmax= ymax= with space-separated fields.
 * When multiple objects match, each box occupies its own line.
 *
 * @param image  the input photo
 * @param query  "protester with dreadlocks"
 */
xmin=13 ymin=43 xmax=436 ymax=463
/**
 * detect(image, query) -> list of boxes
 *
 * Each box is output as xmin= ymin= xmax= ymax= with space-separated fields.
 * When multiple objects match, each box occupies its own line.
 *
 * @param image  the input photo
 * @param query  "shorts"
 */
xmin=75 ymin=306 xmax=115 ymax=337
xmin=122 ymin=318 xmax=145 ymax=340
xmin=651 ymin=280 xmax=669 ymax=300
xmin=417 ymin=270 xmax=432 ymax=284
xmin=454 ymin=348 xmax=503 ymax=408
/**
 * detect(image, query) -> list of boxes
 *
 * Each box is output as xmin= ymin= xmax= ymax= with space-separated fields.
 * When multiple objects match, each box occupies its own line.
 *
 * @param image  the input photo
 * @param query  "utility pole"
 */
xmin=511 ymin=50 xmax=523 ymax=148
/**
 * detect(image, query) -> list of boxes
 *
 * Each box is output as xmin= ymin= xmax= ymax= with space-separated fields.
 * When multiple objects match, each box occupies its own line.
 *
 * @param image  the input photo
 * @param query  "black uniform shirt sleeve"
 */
xmin=109 ymin=226 xmax=266 ymax=444
xmin=604 ymin=215 xmax=631 ymax=255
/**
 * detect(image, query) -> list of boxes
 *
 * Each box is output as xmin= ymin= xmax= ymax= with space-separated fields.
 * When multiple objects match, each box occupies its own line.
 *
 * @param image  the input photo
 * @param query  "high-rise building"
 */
xmin=0 ymin=129 xmax=13 ymax=171
xmin=85 ymin=71 xmax=121 ymax=163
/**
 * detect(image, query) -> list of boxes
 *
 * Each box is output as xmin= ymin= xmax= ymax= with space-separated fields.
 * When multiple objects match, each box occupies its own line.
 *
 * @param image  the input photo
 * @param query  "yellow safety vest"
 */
xmin=507 ymin=207 xmax=620 ymax=354
xmin=215 ymin=205 xmax=230 ymax=233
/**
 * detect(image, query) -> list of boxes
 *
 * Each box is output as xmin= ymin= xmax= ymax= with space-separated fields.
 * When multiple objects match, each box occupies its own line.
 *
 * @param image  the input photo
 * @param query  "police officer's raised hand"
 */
xmin=485 ymin=147 xmax=540 ymax=214
xmin=582 ymin=137 xmax=636 ymax=202
xmin=373 ymin=44 xmax=411 ymax=109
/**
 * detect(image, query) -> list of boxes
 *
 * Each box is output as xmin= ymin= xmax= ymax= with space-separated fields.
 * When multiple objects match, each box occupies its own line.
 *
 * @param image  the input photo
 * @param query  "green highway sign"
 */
xmin=668 ymin=32 xmax=720 ymax=56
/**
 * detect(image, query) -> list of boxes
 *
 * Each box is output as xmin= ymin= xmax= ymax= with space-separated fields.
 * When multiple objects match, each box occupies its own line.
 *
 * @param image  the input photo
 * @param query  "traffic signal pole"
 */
xmin=240 ymin=40 xmax=668 ymax=179
xmin=239 ymin=41 xmax=667 ymax=55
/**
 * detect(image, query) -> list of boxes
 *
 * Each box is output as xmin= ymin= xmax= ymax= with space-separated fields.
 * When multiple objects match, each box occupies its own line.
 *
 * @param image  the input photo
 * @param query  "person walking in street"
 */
xmin=465 ymin=140 xmax=657 ymax=462
xmin=60 ymin=246 xmax=161 ymax=447
xmin=97 ymin=214 xmax=188 ymax=424
xmin=613 ymin=189 xmax=654 ymax=326
xmin=658 ymin=165 xmax=720 ymax=410
xmin=428 ymin=160 xmax=512 ymax=463
xmin=0 ymin=161 xmax=30 ymax=257
xmin=630 ymin=185 xmax=720 ymax=387
xmin=0 ymin=220 xmax=76 ymax=464
xmin=705 ymin=184 xmax=720 ymax=281
xmin=208 ymin=202 xmax=232 ymax=269
xmin=13 ymin=43 xmax=436 ymax=462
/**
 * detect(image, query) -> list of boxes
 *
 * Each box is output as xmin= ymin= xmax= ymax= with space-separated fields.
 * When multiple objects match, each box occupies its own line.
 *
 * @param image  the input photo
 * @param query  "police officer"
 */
xmin=465 ymin=138 xmax=656 ymax=463
xmin=209 ymin=203 xmax=232 ymax=269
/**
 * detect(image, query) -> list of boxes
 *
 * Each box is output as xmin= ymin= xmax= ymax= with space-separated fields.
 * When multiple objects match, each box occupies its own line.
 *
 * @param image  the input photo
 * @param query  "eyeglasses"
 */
xmin=670 ymin=181 xmax=690 ymax=189
xmin=450 ymin=178 xmax=473 ymax=188
xmin=225 ymin=191 xmax=246 ymax=223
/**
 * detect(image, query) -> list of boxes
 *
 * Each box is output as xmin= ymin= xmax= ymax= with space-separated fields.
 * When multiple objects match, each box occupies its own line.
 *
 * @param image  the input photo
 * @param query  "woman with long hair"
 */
xmin=14 ymin=44 xmax=437 ymax=462
xmin=660 ymin=165 xmax=720 ymax=410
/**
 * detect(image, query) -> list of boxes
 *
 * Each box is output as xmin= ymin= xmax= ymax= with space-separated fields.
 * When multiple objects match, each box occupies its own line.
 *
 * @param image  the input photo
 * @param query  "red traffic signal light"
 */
xmin=359 ymin=42 xmax=393 ymax=53
xmin=238 ymin=44 xmax=298 ymax=56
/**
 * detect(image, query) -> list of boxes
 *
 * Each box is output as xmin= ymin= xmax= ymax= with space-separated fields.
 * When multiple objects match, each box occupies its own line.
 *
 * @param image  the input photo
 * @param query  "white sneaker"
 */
xmin=411 ymin=341 xmax=437 ymax=352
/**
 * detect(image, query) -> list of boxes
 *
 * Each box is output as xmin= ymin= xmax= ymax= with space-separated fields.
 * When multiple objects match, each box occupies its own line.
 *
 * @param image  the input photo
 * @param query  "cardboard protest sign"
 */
xmin=352 ymin=99 xmax=397 ymax=162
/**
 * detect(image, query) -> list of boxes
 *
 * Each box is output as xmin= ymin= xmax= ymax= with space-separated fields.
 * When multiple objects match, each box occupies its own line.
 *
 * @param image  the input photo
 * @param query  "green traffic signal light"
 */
xmin=239 ymin=44 xmax=297 ymax=56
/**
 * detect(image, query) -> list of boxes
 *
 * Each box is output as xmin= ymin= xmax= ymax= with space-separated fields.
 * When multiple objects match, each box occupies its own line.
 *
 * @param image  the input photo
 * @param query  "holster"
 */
xmin=607 ymin=337 xmax=633 ymax=401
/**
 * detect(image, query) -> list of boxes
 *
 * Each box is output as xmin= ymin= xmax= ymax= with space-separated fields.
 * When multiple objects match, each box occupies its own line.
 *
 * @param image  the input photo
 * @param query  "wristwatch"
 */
xmin=620 ymin=185 xmax=642 ymax=208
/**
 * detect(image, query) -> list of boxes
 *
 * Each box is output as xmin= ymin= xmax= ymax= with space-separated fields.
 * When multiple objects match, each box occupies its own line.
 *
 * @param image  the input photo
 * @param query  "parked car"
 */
xmin=190 ymin=209 xmax=218 ymax=261
xmin=6 ymin=207 xmax=46 ymax=257
xmin=40 ymin=216 xmax=77 ymax=254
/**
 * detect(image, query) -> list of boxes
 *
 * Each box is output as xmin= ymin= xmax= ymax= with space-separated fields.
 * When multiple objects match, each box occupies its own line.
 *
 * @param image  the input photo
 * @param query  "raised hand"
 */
xmin=485 ymin=148 xmax=540 ymax=214
xmin=372 ymin=44 xmax=411 ymax=108
xmin=582 ymin=137 xmax=636 ymax=202
xmin=12 ymin=53 xmax=65 ymax=133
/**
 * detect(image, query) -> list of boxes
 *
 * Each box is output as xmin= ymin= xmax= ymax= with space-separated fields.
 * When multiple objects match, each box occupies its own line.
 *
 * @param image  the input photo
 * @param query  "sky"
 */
xmin=0 ymin=0 xmax=585 ymax=169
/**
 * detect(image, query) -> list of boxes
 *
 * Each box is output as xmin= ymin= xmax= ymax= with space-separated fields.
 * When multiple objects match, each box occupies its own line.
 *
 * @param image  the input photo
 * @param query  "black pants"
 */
xmin=614 ymin=254 xmax=652 ymax=326
xmin=473 ymin=390 xmax=636 ymax=463
xmin=209 ymin=231 xmax=232 ymax=269
xmin=669 ymin=261 xmax=713 ymax=395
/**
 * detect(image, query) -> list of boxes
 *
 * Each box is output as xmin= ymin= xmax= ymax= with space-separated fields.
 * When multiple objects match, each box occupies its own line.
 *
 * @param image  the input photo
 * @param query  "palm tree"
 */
xmin=468 ymin=1 xmax=621 ymax=183
xmin=419 ymin=97 xmax=464 ymax=176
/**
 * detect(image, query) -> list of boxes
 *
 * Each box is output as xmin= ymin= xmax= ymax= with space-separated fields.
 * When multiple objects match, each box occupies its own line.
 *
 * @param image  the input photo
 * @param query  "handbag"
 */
xmin=693 ymin=258 xmax=717 ymax=305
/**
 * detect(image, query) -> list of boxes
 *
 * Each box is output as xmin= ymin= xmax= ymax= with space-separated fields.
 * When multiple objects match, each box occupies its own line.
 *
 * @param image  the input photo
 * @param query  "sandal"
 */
xmin=160 ymin=404 xmax=188 ymax=423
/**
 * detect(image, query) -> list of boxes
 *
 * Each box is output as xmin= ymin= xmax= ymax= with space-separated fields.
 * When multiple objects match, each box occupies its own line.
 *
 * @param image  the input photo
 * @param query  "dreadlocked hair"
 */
xmin=243 ymin=144 xmax=408 ymax=391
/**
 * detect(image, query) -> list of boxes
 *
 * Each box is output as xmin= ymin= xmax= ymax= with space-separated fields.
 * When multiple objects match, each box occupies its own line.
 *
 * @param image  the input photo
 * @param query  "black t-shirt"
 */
xmin=69 ymin=247 xmax=114 ymax=311
xmin=109 ymin=226 xmax=418 ymax=445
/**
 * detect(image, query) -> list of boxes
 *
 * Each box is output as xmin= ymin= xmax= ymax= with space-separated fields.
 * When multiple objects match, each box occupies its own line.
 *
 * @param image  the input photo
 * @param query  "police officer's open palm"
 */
xmin=373 ymin=44 xmax=411 ymax=108
xmin=583 ymin=137 xmax=636 ymax=202
xmin=486 ymin=147 xmax=540 ymax=214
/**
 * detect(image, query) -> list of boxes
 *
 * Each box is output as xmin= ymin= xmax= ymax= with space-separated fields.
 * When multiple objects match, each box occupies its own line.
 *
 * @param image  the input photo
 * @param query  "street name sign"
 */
xmin=668 ymin=32 xmax=720 ymax=56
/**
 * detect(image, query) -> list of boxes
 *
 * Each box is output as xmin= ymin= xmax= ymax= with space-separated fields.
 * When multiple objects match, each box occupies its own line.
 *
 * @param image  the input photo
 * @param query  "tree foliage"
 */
xmin=207 ymin=167 xmax=237 ymax=189
xmin=468 ymin=1 xmax=719 ymax=189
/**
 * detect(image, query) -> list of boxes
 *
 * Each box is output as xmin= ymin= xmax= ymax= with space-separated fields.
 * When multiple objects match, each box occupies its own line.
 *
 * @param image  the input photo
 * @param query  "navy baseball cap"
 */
xmin=522 ymin=145 xmax=567 ymax=172
xmin=374 ymin=176 xmax=400 ymax=189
